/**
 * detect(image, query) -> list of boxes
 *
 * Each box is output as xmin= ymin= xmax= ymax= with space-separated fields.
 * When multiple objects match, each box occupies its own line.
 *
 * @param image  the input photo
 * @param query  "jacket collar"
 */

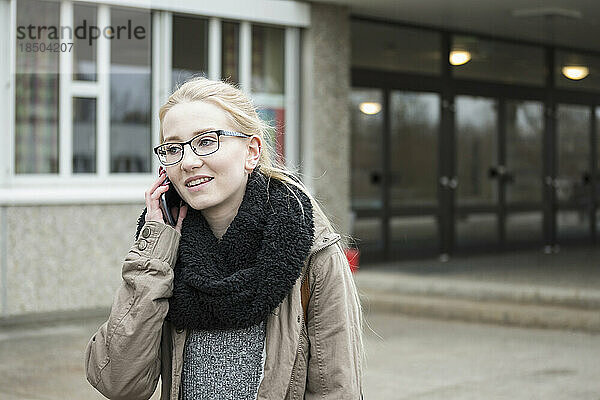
xmin=309 ymin=212 xmax=341 ymax=257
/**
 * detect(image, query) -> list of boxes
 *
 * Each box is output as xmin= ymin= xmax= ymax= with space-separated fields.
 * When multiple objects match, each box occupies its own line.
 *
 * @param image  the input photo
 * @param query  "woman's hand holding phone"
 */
xmin=145 ymin=168 xmax=187 ymax=234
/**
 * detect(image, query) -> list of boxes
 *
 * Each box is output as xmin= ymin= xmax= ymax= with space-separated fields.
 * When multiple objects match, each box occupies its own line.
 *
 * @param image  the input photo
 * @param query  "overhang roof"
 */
xmin=308 ymin=0 xmax=600 ymax=53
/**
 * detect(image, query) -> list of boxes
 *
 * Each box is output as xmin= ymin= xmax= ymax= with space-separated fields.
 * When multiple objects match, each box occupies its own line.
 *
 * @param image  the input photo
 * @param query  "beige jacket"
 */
xmin=85 ymin=214 xmax=364 ymax=400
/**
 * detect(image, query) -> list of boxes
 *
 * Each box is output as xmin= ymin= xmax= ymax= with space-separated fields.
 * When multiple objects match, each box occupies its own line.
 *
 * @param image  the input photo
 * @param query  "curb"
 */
xmin=354 ymin=271 xmax=600 ymax=333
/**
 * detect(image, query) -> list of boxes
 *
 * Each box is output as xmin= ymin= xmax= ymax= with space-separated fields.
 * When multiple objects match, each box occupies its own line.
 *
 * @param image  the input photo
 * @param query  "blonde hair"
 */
xmin=159 ymin=77 xmax=367 ymax=376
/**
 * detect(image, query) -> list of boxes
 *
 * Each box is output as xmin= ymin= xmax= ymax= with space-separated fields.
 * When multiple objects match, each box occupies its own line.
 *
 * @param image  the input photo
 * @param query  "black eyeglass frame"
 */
xmin=153 ymin=129 xmax=253 ymax=166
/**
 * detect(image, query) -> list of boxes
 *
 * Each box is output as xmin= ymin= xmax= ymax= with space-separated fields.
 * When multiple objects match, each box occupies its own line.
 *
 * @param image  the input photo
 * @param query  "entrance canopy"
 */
xmin=311 ymin=0 xmax=600 ymax=53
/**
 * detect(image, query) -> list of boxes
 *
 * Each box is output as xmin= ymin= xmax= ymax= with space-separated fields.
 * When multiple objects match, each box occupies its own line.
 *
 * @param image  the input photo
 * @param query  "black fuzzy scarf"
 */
xmin=135 ymin=168 xmax=314 ymax=330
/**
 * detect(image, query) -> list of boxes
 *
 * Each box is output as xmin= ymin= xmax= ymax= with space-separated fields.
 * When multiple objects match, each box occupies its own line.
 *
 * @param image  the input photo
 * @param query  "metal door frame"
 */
xmin=352 ymin=33 xmax=600 ymax=261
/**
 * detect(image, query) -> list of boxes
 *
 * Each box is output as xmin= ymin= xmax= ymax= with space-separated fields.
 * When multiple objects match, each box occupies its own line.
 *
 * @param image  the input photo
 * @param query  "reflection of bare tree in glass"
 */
xmin=456 ymin=97 xmax=496 ymax=205
xmin=351 ymin=91 xmax=384 ymax=209
xmin=557 ymin=105 xmax=590 ymax=219
xmin=109 ymin=72 xmax=151 ymax=173
xmin=506 ymin=101 xmax=543 ymax=204
xmin=558 ymin=106 xmax=588 ymax=181
xmin=390 ymin=93 xmax=439 ymax=206
xmin=110 ymin=83 xmax=128 ymax=121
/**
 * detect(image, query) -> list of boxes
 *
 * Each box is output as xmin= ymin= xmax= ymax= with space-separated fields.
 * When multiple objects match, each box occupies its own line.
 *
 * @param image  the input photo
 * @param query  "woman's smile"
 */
xmin=185 ymin=176 xmax=214 ymax=192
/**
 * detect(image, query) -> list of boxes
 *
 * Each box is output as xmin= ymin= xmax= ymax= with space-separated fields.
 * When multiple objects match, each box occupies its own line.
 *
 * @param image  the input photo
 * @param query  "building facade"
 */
xmin=1 ymin=0 xmax=600 ymax=319
xmin=0 ymin=0 xmax=351 ymax=318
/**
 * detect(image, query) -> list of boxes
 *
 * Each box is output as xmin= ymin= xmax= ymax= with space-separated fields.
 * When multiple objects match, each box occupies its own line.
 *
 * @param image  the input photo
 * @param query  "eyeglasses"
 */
xmin=154 ymin=129 xmax=252 ymax=166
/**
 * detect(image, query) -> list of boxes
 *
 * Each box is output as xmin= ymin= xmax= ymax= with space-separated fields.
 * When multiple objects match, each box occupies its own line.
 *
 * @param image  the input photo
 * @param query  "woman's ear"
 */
xmin=245 ymin=135 xmax=262 ymax=172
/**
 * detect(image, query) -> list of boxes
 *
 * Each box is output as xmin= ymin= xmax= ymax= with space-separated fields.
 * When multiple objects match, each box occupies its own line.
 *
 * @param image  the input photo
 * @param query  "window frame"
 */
xmin=1 ymin=0 xmax=14 ymax=188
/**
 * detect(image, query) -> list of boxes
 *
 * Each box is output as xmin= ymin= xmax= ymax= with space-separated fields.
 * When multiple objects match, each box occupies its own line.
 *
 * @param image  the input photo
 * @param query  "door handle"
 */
xmin=370 ymin=171 xmax=382 ymax=185
xmin=582 ymin=171 xmax=591 ymax=185
xmin=449 ymin=177 xmax=458 ymax=189
xmin=488 ymin=165 xmax=507 ymax=179
xmin=439 ymin=176 xmax=458 ymax=189
xmin=545 ymin=176 xmax=558 ymax=188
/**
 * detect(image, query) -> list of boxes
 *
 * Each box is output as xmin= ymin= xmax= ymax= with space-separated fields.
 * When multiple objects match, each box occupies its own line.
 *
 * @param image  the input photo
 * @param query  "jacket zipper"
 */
xmin=288 ymin=332 xmax=305 ymax=399
xmin=306 ymin=233 xmax=341 ymax=267
xmin=285 ymin=234 xmax=341 ymax=398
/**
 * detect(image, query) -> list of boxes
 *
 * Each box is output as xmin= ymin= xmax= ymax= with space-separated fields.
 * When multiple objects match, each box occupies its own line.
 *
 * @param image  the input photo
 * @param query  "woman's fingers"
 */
xmin=150 ymin=184 xmax=170 ymax=200
xmin=145 ymin=173 xmax=167 ymax=200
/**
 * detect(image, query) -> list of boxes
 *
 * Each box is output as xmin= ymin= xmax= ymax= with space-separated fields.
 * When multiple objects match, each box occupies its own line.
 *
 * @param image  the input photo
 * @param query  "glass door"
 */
xmin=389 ymin=91 xmax=440 ymax=257
xmin=454 ymin=95 xmax=499 ymax=250
xmin=350 ymin=89 xmax=385 ymax=261
xmin=596 ymin=107 xmax=600 ymax=240
xmin=505 ymin=100 xmax=544 ymax=247
xmin=555 ymin=104 xmax=593 ymax=244
xmin=350 ymin=88 xmax=441 ymax=261
xmin=351 ymin=89 xmax=564 ymax=259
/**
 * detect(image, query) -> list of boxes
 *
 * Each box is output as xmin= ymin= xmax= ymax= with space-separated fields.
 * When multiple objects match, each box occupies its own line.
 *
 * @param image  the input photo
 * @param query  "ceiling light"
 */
xmin=562 ymin=65 xmax=589 ymax=80
xmin=449 ymin=50 xmax=471 ymax=66
xmin=359 ymin=102 xmax=382 ymax=115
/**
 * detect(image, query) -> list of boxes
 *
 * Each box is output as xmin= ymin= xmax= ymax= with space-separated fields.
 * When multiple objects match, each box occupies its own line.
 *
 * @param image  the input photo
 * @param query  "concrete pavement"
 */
xmin=362 ymin=313 xmax=600 ymax=399
xmin=0 ymin=313 xmax=599 ymax=399
xmin=1 ymin=246 xmax=599 ymax=398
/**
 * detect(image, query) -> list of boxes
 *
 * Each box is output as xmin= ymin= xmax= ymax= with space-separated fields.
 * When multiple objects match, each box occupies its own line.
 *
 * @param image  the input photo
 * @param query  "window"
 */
xmin=110 ymin=7 xmax=152 ymax=173
xmin=15 ymin=2 xmax=152 ymax=176
xmin=252 ymin=25 xmax=284 ymax=94
xmin=12 ymin=1 xmax=297 ymax=182
xmin=222 ymin=21 xmax=240 ymax=85
xmin=73 ymin=97 xmax=97 ymax=173
xmin=15 ymin=0 xmax=60 ymax=174
xmin=73 ymin=3 xmax=97 ymax=81
xmin=172 ymin=15 xmax=208 ymax=89
xmin=252 ymin=25 xmax=285 ymax=164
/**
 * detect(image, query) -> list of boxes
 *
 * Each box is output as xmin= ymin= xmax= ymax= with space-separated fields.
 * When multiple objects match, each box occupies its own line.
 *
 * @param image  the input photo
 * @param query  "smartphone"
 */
xmin=158 ymin=167 xmax=184 ymax=227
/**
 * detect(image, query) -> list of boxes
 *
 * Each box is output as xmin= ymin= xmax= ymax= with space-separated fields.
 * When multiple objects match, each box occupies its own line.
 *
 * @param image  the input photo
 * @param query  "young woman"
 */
xmin=85 ymin=77 xmax=364 ymax=400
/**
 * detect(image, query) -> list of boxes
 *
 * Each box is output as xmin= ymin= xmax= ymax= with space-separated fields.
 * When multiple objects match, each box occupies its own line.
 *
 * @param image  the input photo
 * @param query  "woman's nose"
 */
xmin=180 ymin=143 xmax=204 ymax=170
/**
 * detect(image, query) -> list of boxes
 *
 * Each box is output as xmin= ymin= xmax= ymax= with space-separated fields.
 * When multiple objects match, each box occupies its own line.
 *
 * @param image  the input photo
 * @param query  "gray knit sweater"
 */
xmin=181 ymin=320 xmax=267 ymax=400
